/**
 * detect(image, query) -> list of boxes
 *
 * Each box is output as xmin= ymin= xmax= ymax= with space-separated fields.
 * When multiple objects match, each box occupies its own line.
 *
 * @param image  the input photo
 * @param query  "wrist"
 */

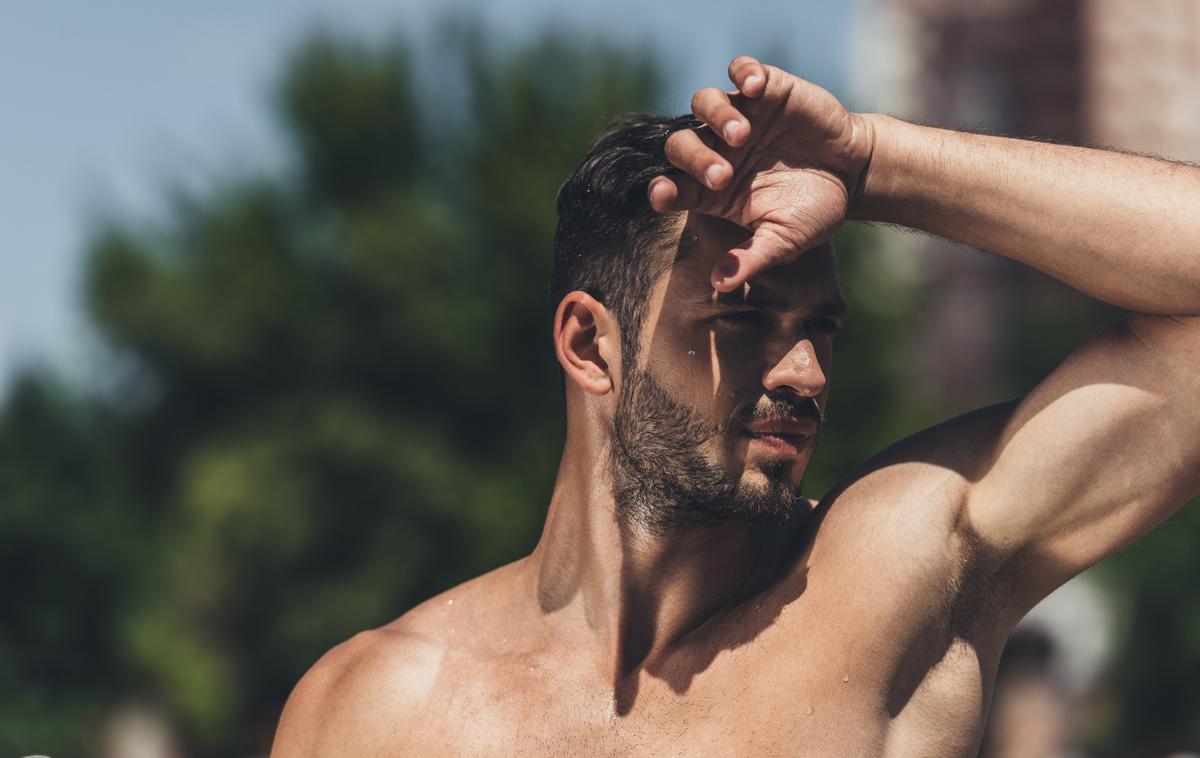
xmin=845 ymin=113 xmax=914 ymax=224
xmin=845 ymin=112 xmax=881 ymax=220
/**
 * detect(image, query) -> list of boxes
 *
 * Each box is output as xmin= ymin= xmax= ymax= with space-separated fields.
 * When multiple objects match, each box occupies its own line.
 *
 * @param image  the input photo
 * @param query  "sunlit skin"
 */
xmin=272 ymin=56 xmax=1200 ymax=757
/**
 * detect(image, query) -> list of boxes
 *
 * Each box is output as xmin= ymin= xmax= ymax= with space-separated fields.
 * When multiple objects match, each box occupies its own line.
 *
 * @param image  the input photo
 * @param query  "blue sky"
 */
xmin=0 ymin=0 xmax=855 ymax=397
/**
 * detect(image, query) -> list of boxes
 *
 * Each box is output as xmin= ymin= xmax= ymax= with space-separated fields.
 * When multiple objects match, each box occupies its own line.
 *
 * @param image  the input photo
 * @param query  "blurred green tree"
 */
xmin=0 ymin=375 xmax=142 ymax=752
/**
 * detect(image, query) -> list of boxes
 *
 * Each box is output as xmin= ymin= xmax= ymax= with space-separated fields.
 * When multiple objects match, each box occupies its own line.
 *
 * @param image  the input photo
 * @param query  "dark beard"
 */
xmin=607 ymin=365 xmax=813 ymax=534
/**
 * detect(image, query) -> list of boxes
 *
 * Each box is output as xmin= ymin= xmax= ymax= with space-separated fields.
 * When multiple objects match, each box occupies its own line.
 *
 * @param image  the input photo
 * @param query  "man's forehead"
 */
xmin=673 ymin=214 xmax=746 ymax=264
xmin=668 ymin=213 xmax=841 ymax=301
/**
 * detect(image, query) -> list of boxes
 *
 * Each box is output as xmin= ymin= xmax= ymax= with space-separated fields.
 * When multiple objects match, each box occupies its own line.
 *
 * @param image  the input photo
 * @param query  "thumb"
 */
xmin=710 ymin=222 xmax=799 ymax=291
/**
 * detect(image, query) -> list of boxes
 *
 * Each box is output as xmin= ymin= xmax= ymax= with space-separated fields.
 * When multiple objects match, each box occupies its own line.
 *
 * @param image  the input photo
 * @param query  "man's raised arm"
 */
xmin=855 ymin=115 xmax=1200 ymax=316
xmin=652 ymin=56 xmax=1200 ymax=620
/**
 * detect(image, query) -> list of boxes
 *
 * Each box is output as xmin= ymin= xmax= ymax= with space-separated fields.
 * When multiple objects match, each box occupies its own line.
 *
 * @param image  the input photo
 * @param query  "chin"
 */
xmin=743 ymin=461 xmax=802 ymax=489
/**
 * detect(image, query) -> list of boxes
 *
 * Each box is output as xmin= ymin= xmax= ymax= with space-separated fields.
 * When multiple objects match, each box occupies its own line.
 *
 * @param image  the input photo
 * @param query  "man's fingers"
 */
xmin=648 ymin=174 xmax=705 ymax=213
xmin=656 ymin=58 xmax=770 ymax=205
xmin=664 ymin=127 xmax=731 ymax=190
xmin=727 ymin=56 xmax=767 ymax=98
xmin=711 ymin=224 xmax=794 ymax=291
xmin=690 ymin=87 xmax=749 ymax=147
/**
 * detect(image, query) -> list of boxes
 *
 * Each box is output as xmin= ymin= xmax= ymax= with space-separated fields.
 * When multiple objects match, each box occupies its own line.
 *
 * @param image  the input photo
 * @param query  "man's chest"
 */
xmin=413 ymin=493 xmax=1006 ymax=755
xmin=424 ymin=661 xmax=890 ymax=756
xmin=420 ymin=591 xmax=995 ymax=757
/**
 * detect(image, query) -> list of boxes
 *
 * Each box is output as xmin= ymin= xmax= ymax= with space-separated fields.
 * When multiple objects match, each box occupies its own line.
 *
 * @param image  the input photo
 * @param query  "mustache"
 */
xmin=722 ymin=394 xmax=825 ymax=432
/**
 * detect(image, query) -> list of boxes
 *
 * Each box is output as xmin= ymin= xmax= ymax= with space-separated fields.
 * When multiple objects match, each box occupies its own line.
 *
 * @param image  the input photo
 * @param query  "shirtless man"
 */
xmin=271 ymin=57 xmax=1200 ymax=756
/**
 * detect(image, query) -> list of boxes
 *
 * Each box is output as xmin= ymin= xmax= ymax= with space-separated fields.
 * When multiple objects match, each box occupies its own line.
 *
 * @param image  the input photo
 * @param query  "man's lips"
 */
xmin=741 ymin=417 xmax=818 ymax=456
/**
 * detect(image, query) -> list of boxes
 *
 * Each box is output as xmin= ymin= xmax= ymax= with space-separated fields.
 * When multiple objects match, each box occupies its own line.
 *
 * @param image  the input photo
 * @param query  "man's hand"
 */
xmin=649 ymin=56 xmax=876 ymax=292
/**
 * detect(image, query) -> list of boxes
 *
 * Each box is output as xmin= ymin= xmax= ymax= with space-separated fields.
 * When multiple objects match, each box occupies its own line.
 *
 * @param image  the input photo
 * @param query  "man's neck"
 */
xmin=526 ymin=435 xmax=794 ymax=686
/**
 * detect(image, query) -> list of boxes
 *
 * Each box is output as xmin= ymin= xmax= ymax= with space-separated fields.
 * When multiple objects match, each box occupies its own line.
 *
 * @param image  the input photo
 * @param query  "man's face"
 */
xmin=607 ymin=213 xmax=844 ymax=532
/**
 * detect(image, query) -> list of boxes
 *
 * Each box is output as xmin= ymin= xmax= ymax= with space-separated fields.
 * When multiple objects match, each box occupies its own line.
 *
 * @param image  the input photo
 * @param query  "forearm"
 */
xmin=851 ymin=114 xmax=1200 ymax=315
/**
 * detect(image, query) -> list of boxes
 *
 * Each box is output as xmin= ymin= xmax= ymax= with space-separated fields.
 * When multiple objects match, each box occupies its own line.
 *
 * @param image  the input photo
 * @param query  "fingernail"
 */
xmin=723 ymin=121 xmax=742 ymax=142
xmin=705 ymin=164 xmax=724 ymax=189
xmin=745 ymin=75 xmax=764 ymax=91
xmin=647 ymin=177 xmax=662 ymax=201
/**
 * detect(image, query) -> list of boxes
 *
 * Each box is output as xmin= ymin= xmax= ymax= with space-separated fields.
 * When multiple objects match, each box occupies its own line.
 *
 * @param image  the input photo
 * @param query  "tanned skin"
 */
xmin=271 ymin=57 xmax=1200 ymax=756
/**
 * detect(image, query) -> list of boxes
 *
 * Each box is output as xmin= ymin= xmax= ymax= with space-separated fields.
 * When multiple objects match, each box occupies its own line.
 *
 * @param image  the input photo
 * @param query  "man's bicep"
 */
xmin=964 ymin=314 xmax=1200 ymax=616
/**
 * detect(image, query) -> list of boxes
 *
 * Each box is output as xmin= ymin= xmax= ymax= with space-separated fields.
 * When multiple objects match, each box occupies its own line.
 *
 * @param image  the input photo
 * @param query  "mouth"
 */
xmin=736 ymin=412 xmax=820 ymax=457
xmin=742 ymin=431 xmax=810 ymax=456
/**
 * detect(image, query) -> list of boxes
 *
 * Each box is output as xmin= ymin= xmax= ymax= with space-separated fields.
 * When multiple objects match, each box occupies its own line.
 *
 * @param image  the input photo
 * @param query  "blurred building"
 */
xmin=851 ymin=0 xmax=1200 ymax=404
xmin=859 ymin=0 xmax=1200 ymax=156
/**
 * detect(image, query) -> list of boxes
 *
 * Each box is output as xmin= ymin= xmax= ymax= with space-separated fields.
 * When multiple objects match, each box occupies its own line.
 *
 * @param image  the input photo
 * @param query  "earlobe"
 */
xmin=554 ymin=293 xmax=617 ymax=396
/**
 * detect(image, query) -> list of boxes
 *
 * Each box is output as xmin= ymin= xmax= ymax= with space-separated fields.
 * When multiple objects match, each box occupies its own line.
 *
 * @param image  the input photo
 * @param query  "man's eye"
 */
xmin=807 ymin=317 xmax=841 ymax=335
xmin=714 ymin=311 xmax=764 ymax=325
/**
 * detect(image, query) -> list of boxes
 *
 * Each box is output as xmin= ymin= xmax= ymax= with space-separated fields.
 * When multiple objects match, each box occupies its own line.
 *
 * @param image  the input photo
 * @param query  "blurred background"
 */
xmin=2 ymin=0 xmax=1198 ymax=756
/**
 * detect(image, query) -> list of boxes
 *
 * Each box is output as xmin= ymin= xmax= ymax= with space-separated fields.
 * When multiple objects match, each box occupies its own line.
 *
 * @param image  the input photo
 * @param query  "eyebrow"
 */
xmin=696 ymin=292 xmax=848 ymax=317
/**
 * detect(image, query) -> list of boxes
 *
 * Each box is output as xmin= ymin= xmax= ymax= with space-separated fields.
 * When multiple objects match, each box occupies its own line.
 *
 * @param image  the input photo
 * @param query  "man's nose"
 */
xmin=762 ymin=339 xmax=827 ymax=397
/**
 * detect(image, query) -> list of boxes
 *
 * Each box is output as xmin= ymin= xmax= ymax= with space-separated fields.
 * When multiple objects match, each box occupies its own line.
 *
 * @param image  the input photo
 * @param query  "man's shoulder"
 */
xmin=793 ymin=401 xmax=1023 ymax=604
xmin=816 ymin=399 xmax=1019 ymax=533
xmin=838 ymin=401 xmax=1015 ymax=493
xmin=269 ymin=622 xmax=443 ymax=756
xmin=271 ymin=561 xmax=529 ymax=756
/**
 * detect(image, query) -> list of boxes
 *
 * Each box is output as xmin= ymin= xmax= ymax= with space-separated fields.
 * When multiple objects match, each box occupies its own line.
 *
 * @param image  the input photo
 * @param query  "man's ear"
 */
xmin=554 ymin=292 xmax=621 ymax=396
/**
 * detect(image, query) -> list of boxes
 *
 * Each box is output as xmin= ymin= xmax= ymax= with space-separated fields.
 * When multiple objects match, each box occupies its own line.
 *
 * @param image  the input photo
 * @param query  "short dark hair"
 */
xmin=550 ymin=113 xmax=701 ymax=367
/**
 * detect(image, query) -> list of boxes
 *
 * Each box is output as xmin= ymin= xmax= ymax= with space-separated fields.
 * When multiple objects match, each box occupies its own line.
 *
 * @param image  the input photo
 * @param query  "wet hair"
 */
xmin=550 ymin=113 xmax=701 ymax=367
